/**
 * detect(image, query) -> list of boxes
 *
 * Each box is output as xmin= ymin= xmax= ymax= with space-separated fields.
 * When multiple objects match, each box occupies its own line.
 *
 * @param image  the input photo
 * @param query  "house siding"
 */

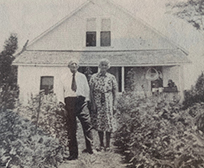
xmin=27 ymin=1 xmax=176 ymax=51
xmin=18 ymin=65 xmax=183 ymax=104
xmin=18 ymin=66 xmax=68 ymax=103
xmin=15 ymin=0 xmax=189 ymax=104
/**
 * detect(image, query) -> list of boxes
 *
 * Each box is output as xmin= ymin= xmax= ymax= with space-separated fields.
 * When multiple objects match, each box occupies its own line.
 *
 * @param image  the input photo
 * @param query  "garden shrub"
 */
xmin=18 ymin=92 xmax=68 ymax=148
xmin=183 ymin=73 xmax=204 ymax=109
xmin=0 ymin=92 xmax=68 ymax=167
xmin=0 ymin=83 xmax=19 ymax=111
xmin=114 ymin=91 xmax=204 ymax=168
xmin=0 ymin=109 xmax=64 ymax=168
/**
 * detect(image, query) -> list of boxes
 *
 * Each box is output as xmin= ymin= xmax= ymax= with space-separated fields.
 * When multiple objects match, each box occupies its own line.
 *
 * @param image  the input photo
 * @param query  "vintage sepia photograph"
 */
xmin=0 ymin=0 xmax=204 ymax=167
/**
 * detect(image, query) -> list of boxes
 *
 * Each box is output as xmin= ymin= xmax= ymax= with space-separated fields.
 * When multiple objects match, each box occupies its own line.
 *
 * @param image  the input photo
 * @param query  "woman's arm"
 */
xmin=112 ymin=76 xmax=118 ymax=111
xmin=89 ymin=76 xmax=96 ymax=112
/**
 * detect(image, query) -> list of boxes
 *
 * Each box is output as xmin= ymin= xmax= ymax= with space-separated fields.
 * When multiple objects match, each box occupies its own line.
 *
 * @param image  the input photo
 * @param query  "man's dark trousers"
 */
xmin=64 ymin=96 xmax=93 ymax=157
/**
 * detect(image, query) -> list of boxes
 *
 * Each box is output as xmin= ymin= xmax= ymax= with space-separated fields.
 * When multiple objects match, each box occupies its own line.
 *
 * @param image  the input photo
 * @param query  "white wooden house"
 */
xmin=13 ymin=0 xmax=190 ymax=103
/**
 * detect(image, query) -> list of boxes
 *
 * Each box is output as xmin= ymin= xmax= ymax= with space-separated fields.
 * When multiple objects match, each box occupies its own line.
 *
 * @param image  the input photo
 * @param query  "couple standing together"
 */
xmin=59 ymin=59 xmax=118 ymax=160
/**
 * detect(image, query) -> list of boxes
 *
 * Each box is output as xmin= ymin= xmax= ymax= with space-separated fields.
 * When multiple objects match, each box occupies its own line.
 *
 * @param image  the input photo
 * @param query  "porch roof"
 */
xmin=13 ymin=49 xmax=191 ymax=67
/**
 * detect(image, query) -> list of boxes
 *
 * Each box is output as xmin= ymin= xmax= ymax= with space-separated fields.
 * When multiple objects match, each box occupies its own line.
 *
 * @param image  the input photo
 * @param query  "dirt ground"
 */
xmin=59 ymin=122 xmax=126 ymax=168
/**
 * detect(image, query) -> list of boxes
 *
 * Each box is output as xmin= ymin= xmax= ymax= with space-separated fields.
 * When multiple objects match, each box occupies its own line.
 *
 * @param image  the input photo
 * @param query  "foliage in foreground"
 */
xmin=0 ymin=93 xmax=69 ymax=168
xmin=114 ymin=92 xmax=204 ymax=168
xmin=0 ymin=110 xmax=64 ymax=168
xmin=18 ymin=93 xmax=68 ymax=148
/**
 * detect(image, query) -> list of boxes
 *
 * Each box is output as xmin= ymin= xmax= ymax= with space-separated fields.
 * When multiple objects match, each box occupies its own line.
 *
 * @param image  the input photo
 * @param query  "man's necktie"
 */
xmin=71 ymin=72 xmax=77 ymax=92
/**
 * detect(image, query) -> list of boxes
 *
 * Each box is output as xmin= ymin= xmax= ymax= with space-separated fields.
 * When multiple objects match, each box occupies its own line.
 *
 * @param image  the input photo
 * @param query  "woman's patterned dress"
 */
xmin=89 ymin=72 xmax=117 ymax=132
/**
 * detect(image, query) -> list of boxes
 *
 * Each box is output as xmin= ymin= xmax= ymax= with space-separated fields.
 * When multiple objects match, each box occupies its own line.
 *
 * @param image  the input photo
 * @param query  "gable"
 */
xmin=26 ymin=0 xmax=179 ymax=51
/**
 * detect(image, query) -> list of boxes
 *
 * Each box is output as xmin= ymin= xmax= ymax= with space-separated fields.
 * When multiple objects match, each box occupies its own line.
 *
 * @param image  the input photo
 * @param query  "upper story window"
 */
xmin=86 ymin=32 xmax=96 ymax=46
xmin=86 ymin=18 xmax=96 ymax=47
xmin=40 ymin=76 xmax=54 ymax=95
xmin=100 ymin=18 xmax=111 ymax=46
xmin=100 ymin=31 xmax=111 ymax=46
xmin=86 ymin=18 xmax=111 ymax=47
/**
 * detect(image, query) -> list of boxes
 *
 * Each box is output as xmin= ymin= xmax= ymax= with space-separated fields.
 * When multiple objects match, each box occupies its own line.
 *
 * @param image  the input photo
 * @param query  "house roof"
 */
xmin=26 ymin=0 xmax=188 ymax=54
xmin=13 ymin=49 xmax=191 ymax=67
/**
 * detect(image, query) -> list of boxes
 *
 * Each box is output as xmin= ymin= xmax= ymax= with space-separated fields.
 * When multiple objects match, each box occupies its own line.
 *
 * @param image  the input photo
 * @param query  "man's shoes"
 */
xmin=82 ymin=149 xmax=93 ymax=154
xmin=63 ymin=155 xmax=78 ymax=161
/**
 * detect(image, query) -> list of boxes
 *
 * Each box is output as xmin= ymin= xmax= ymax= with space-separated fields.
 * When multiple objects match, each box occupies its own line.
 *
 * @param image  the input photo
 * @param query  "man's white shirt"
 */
xmin=58 ymin=71 xmax=90 ymax=103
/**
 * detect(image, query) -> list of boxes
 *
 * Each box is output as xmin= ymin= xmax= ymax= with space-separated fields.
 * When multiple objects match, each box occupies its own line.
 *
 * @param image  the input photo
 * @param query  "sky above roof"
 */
xmin=0 ymin=0 xmax=203 ymax=88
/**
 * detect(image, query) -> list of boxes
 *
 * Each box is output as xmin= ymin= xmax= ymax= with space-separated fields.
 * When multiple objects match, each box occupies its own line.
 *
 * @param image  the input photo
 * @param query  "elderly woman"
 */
xmin=89 ymin=59 xmax=118 ymax=151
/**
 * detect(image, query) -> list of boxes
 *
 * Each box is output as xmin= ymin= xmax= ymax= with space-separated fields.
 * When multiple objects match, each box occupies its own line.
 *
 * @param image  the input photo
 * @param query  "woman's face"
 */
xmin=99 ymin=62 xmax=109 ymax=72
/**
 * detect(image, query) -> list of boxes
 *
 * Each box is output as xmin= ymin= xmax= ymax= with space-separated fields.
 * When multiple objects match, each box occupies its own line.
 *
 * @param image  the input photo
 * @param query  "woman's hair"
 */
xmin=98 ymin=59 xmax=111 ymax=69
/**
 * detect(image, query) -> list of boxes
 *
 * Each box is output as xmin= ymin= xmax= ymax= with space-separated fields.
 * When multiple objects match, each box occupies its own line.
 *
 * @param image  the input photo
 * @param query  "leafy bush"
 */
xmin=0 ymin=93 xmax=68 ymax=167
xmin=125 ymin=68 xmax=137 ymax=92
xmin=114 ymin=92 xmax=204 ymax=168
xmin=0 ymin=83 xmax=19 ymax=111
xmin=183 ymin=73 xmax=204 ymax=109
xmin=0 ymin=109 xmax=64 ymax=168
xmin=18 ymin=93 xmax=68 ymax=148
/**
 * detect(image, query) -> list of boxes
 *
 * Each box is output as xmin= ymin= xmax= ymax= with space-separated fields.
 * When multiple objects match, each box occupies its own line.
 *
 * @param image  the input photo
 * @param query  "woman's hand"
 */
xmin=88 ymin=101 xmax=97 ymax=114
xmin=91 ymin=102 xmax=97 ymax=113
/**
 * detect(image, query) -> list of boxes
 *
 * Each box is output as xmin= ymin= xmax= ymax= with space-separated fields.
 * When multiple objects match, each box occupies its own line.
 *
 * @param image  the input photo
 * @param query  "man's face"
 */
xmin=69 ymin=62 xmax=78 ymax=73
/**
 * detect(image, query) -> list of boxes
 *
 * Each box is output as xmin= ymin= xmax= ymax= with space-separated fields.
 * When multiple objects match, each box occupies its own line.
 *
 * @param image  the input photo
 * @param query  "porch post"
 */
xmin=121 ymin=66 xmax=125 ymax=92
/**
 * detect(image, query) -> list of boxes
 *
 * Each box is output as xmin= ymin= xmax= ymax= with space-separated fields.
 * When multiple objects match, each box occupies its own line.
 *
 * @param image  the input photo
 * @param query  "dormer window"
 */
xmin=100 ymin=31 xmax=111 ymax=46
xmin=86 ymin=18 xmax=96 ymax=47
xmin=100 ymin=18 xmax=111 ymax=46
xmin=86 ymin=18 xmax=111 ymax=47
xmin=86 ymin=32 xmax=96 ymax=46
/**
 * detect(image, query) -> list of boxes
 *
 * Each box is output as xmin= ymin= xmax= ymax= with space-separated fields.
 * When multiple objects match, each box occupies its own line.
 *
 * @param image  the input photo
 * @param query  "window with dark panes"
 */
xmin=86 ymin=32 xmax=96 ymax=46
xmin=100 ymin=31 xmax=111 ymax=46
xmin=40 ymin=76 xmax=54 ymax=95
xmin=86 ymin=18 xmax=96 ymax=47
xmin=100 ymin=18 xmax=111 ymax=46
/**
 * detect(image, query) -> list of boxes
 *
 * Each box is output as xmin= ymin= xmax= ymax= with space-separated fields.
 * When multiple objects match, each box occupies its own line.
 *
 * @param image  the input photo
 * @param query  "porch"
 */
xmin=13 ymin=49 xmax=190 ymax=102
xmin=78 ymin=65 xmax=182 ymax=97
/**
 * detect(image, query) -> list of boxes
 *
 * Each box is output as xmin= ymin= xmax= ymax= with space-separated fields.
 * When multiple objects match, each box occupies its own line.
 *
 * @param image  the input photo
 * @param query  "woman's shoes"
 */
xmin=105 ymin=147 xmax=111 ymax=152
xmin=96 ymin=146 xmax=105 ymax=152
xmin=96 ymin=146 xmax=112 ymax=152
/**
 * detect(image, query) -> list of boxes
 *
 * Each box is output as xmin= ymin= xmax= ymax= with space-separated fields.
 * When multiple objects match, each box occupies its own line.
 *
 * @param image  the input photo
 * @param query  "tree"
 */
xmin=167 ymin=0 xmax=204 ymax=30
xmin=195 ymin=72 xmax=204 ymax=93
xmin=182 ymin=72 xmax=204 ymax=109
xmin=0 ymin=33 xmax=18 ymax=87
xmin=0 ymin=34 xmax=19 ymax=110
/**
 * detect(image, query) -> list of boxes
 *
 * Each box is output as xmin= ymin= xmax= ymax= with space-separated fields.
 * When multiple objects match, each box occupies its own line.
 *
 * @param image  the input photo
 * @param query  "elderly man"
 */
xmin=59 ymin=59 xmax=93 ymax=160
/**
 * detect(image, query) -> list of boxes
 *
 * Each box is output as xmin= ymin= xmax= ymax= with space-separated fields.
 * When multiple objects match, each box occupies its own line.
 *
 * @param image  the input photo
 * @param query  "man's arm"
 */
xmin=83 ymin=74 xmax=90 ymax=102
